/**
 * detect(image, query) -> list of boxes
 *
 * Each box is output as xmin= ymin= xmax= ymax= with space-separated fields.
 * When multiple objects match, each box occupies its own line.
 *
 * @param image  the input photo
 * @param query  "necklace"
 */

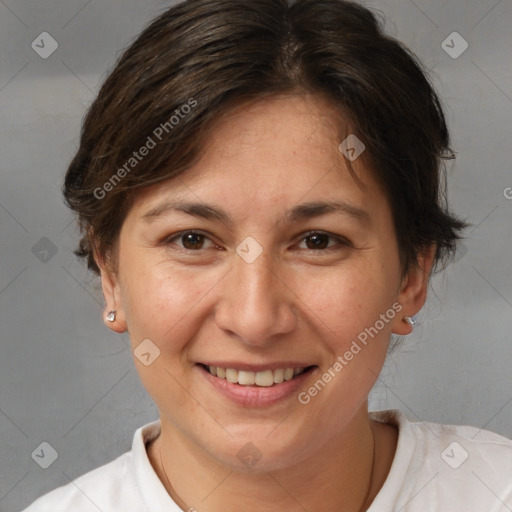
xmin=157 ymin=429 xmax=376 ymax=512
xmin=159 ymin=443 xmax=191 ymax=511
xmin=357 ymin=428 xmax=377 ymax=512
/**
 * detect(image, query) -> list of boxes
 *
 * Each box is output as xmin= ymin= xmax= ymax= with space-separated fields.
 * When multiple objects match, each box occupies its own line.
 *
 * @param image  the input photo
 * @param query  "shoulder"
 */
xmin=372 ymin=408 xmax=512 ymax=466
xmin=22 ymin=451 xmax=137 ymax=512
xmin=397 ymin=410 xmax=512 ymax=469
xmin=370 ymin=409 xmax=512 ymax=510
xmin=21 ymin=420 xmax=163 ymax=512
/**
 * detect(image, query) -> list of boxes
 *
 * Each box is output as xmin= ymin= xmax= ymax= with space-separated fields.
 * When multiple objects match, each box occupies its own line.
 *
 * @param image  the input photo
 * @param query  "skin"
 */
xmin=98 ymin=94 xmax=435 ymax=511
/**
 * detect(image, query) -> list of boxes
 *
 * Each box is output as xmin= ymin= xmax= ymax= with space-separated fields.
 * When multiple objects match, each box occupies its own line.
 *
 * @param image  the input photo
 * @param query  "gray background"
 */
xmin=0 ymin=0 xmax=511 ymax=510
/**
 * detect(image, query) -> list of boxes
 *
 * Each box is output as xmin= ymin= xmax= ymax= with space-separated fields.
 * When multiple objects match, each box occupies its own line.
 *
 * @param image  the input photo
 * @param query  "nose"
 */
xmin=214 ymin=247 xmax=297 ymax=348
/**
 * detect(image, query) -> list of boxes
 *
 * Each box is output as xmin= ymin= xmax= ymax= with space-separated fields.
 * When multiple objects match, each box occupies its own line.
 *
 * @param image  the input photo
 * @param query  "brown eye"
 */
xmin=180 ymin=232 xmax=205 ymax=250
xmin=297 ymin=231 xmax=351 ymax=252
xmin=304 ymin=233 xmax=330 ymax=250
xmin=164 ymin=231 xmax=215 ymax=251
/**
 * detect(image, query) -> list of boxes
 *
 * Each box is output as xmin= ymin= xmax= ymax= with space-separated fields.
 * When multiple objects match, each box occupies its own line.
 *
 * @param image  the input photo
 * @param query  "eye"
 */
xmin=161 ymin=230 xmax=350 ymax=254
xmin=164 ymin=230 xmax=218 ymax=251
xmin=296 ymin=231 xmax=351 ymax=251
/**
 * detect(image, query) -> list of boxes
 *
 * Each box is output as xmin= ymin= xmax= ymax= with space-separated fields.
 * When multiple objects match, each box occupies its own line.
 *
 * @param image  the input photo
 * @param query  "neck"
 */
xmin=147 ymin=406 xmax=396 ymax=512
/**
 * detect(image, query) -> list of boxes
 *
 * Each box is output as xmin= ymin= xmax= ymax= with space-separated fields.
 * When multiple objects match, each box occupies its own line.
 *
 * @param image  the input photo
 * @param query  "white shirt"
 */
xmin=22 ymin=409 xmax=512 ymax=511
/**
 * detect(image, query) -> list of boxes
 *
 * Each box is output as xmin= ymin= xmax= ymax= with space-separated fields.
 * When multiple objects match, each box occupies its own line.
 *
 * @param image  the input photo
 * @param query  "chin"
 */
xmin=199 ymin=426 xmax=314 ymax=473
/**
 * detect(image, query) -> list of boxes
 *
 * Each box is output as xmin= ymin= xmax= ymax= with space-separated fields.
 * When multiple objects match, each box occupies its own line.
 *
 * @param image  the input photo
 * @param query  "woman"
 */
xmin=23 ymin=0 xmax=512 ymax=510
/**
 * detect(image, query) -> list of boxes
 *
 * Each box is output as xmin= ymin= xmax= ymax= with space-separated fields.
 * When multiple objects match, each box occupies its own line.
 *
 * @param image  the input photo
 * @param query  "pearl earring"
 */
xmin=106 ymin=310 xmax=117 ymax=322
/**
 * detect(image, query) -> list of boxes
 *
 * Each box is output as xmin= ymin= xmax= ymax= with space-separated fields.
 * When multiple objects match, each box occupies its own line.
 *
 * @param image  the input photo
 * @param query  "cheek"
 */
xmin=305 ymin=261 xmax=393 ymax=323
xmin=300 ymin=261 xmax=399 ymax=371
xmin=120 ymin=257 xmax=215 ymax=344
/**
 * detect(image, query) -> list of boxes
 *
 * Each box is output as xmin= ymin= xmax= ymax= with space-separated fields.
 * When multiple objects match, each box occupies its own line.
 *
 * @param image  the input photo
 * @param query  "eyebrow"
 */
xmin=141 ymin=199 xmax=370 ymax=225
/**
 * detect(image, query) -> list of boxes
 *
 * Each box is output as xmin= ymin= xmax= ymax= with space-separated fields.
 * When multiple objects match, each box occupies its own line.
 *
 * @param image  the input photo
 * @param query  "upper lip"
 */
xmin=199 ymin=362 xmax=316 ymax=372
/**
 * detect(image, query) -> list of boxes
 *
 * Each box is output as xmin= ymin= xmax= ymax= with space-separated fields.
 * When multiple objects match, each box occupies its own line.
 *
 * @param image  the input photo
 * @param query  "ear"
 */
xmin=392 ymin=245 xmax=436 ymax=335
xmin=96 ymin=251 xmax=127 ymax=334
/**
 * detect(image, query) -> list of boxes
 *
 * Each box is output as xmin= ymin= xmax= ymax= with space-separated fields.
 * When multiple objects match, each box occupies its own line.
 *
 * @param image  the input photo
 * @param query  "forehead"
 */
xmin=130 ymin=94 xmax=386 ymax=221
xmin=199 ymin=94 xmax=351 ymax=174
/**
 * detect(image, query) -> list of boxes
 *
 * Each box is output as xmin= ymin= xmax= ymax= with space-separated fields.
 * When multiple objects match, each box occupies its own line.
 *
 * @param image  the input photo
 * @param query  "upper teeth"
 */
xmin=207 ymin=366 xmax=305 ymax=387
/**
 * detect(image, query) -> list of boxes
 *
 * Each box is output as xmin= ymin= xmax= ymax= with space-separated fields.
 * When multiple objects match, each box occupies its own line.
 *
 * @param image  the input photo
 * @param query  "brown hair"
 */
xmin=63 ymin=0 xmax=468 ymax=276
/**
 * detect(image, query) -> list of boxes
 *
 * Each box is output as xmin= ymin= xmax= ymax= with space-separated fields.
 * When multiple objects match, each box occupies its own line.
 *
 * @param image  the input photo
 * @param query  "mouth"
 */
xmin=198 ymin=363 xmax=316 ymax=387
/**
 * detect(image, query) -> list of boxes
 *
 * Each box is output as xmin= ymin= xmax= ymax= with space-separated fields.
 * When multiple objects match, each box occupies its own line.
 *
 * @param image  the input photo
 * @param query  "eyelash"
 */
xmin=162 ymin=230 xmax=352 ymax=254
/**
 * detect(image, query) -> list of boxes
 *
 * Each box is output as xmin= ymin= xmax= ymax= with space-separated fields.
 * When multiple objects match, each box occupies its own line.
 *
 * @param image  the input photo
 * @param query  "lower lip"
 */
xmin=197 ymin=365 xmax=316 ymax=407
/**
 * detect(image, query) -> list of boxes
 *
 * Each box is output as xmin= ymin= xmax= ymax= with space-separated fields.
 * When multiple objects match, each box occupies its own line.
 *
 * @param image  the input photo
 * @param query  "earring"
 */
xmin=106 ymin=310 xmax=117 ymax=322
xmin=403 ymin=315 xmax=417 ymax=327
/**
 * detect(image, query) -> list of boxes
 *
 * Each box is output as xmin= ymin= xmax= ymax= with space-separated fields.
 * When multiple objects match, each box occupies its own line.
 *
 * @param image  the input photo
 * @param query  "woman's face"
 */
xmin=102 ymin=94 xmax=428 ymax=470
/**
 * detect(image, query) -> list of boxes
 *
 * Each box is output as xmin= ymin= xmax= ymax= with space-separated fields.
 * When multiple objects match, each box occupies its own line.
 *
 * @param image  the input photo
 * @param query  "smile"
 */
xmin=196 ymin=363 xmax=318 ymax=406
xmin=203 ymin=365 xmax=310 ymax=387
